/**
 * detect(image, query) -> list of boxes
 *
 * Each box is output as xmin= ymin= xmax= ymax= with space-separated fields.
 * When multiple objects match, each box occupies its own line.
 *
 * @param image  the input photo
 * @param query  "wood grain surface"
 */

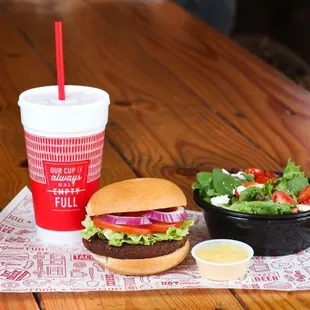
xmin=36 ymin=290 xmax=244 ymax=310
xmin=86 ymin=0 xmax=310 ymax=171
xmin=2 ymin=0 xmax=283 ymax=202
xmin=0 ymin=293 xmax=39 ymax=310
xmin=0 ymin=0 xmax=310 ymax=309
xmin=88 ymin=1 xmax=310 ymax=170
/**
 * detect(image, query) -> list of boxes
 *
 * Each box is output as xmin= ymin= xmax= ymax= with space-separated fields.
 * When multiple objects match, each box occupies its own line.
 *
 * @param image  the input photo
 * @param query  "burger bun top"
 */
xmin=86 ymin=178 xmax=187 ymax=216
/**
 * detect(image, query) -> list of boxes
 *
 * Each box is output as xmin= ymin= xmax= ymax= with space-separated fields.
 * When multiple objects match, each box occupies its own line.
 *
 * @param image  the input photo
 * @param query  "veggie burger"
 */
xmin=82 ymin=178 xmax=193 ymax=275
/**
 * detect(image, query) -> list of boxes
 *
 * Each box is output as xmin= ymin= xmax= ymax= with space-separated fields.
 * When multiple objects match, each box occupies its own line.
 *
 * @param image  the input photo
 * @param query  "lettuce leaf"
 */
xmin=196 ymin=172 xmax=213 ymax=188
xmin=192 ymin=169 xmax=246 ymax=202
xmin=263 ymin=180 xmax=274 ymax=198
xmin=283 ymin=159 xmax=306 ymax=180
xmin=287 ymin=177 xmax=308 ymax=195
xmin=81 ymin=216 xmax=194 ymax=247
xmin=225 ymin=201 xmax=294 ymax=215
xmin=239 ymin=186 xmax=264 ymax=202
xmin=275 ymin=159 xmax=309 ymax=195
xmin=212 ymin=169 xmax=244 ymax=195
xmin=81 ymin=216 xmax=103 ymax=240
xmin=241 ymin=172 xmax=255 ymax=181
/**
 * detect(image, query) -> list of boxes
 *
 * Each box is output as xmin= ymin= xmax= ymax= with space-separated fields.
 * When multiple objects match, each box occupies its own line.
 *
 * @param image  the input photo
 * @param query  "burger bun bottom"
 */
xmin=91 ymin=240 xmax=190 ymax=276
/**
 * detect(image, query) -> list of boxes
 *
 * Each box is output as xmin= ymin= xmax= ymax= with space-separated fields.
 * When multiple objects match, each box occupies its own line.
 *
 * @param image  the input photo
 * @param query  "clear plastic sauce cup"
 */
xmin=191 ymin=239 xmax=254 ymax=281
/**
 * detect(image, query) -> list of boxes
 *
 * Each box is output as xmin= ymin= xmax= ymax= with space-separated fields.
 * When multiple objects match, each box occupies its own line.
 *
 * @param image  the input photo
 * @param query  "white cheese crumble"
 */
xmin=221 ymin=169 xmax=247 ymax=181
xmin=233 ymin=185 xmax=247 ymax=195
xmin=211 ymin=195 xmax=230 ymax=207
xmin=255 ymin=184 xmax=264 ymax=188
xmin=232 ymin=171 xmax=246 ymax=180
xmin=233 ymin=184 xmax=264 ymax=195
xmin=297 ymin=205 xmax=310 ymax=212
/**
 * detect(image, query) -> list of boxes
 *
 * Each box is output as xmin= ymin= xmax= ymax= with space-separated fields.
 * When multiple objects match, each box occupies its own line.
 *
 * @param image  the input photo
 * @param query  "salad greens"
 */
xmin=275 ymin=159 xmax=308 ymax=195
xmin=81 ymin=216 xmax=194 ymax=247
xmin=192 ymin=159 xmax=310 ymax=215
xmin=192 ymin=169 xmax=254 ymax=201
xmin=228 ymin=201 xmax=293 ymax=215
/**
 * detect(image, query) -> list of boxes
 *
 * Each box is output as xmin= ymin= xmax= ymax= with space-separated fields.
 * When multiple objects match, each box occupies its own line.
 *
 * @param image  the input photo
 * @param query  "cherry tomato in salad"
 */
xmin=244 ymin=168 xmax=265 ymax=179
xmin=271 ymin=191 xmax=296 ymax=204
xmin=234 ymin=182 xmax=260 ymax=198
xmin=265 ymin=171 xmax=279 ymax=179
xmin=301 ymin=199 xmax=310 ymax=205
xmin=255 ymin=176 xmax=270 ymax=184
xmin=297 ymin=185 xmax=310 ymax=204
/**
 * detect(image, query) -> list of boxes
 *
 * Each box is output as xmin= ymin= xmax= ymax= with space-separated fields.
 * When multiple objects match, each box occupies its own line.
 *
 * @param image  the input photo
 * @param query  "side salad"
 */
xmin=192 ymin=159 xmax=310 ymax=215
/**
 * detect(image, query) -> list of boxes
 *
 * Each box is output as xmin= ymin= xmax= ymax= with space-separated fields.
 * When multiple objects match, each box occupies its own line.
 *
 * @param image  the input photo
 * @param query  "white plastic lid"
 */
xmin=18 ymin=85 xmax=110 ymax=136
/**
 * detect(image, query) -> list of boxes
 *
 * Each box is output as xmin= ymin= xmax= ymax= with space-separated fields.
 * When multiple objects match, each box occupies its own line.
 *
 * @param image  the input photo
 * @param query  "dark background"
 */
xmin=176 ymin=0 xmax=310 ymax=90
xmin=234 ymin=0 xmax=310 ymax=64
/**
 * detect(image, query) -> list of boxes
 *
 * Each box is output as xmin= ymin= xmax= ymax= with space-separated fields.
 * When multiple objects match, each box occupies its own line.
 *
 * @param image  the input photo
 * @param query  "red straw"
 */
xmin=54 ymin=21 xmax=65 ymax=100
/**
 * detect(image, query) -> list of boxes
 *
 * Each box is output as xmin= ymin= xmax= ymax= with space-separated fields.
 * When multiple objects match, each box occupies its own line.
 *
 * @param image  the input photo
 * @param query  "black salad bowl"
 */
xmin=193 ymin=189 xmax=310 ymax=256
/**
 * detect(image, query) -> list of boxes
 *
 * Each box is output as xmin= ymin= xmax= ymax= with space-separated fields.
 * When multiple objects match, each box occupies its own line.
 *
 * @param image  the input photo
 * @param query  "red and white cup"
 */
xmin=18 ymin=85 xmax=110 ymax=244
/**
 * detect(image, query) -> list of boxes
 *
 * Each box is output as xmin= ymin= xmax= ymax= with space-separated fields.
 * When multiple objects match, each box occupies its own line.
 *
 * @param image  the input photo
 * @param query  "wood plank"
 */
xmin=37 ymin=290 xmax=243 ymax=310
xmin=86 ymin=0 xmax=310 ymax=173
xmin=0 ymin=294 xmax=39 ymax=310
xmin=3 ymin=0 xmax=283 ymax=207
xmin=0 ymin=11 xmax=244 ymax=310
xmin=236 ymin=290 xmax=310 ymax=310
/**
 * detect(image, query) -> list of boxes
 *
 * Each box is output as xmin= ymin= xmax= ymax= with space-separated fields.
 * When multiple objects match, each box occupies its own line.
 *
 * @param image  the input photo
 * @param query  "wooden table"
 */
xmin=0 ymin=0 xmax=310 ymax=309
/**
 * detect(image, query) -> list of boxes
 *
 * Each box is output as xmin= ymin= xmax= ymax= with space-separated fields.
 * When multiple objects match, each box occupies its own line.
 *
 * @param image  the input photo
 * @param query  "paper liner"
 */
xmin=0 ymin=187 xmax=310 ymax=292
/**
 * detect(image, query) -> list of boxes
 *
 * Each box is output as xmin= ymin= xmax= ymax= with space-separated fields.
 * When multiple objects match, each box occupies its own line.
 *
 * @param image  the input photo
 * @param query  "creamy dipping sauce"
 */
xmin=196 ymin=243 xmax=249 ymax=263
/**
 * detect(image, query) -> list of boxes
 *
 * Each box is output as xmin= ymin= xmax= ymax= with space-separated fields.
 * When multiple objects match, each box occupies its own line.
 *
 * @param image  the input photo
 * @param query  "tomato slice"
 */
xmin=93 ymin=217 xmax=153 ymax=235
xmin=271 ymin=191 xmax=296 ymax=204
xmin=93 ymin=217 xmax=183 ymax=234
xmin=265 ymin=171 xmax=279 ymax=179
xmin=297 ymin=185 xmax=310 ymax=203
xmin=145 ymin=221 xmax=183 ymax=232
xmin=244 ymin=168 xmax=265 ymax=178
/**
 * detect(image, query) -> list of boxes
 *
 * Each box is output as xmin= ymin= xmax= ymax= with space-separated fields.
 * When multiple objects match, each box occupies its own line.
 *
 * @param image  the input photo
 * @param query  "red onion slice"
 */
xmin=101 ymin=214 xmax=152 ymax=225
xmin=145 ymin=206 xmax=188 ymax=223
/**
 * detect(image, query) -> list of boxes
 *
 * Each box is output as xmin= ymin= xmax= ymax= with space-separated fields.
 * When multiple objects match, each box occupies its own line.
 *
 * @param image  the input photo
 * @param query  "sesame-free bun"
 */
xmin=86 ymin=178 xmax=187 ymax=216
xmin=91 ymin=240 xmax=190 ymax=275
